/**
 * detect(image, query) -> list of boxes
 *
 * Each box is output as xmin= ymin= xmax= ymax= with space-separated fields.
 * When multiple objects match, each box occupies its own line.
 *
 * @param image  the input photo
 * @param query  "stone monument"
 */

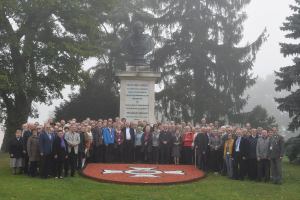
xmin=115 ymin=21 xmax=161 ymax=124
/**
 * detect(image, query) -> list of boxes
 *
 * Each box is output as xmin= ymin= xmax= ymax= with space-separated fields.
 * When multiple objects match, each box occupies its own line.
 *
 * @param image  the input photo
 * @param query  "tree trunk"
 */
xmin=1 ymin=95 xmax=29 ymax=152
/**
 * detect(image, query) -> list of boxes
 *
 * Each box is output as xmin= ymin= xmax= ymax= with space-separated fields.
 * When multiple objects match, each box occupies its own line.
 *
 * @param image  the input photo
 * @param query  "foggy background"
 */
xmin=0 ymin=0 xmax=297 ymax=148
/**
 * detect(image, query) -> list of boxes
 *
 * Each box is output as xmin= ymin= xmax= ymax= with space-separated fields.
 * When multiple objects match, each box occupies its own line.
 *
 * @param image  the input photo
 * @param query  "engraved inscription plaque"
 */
xmin=125 ymin=80 xmax=149 ymax=122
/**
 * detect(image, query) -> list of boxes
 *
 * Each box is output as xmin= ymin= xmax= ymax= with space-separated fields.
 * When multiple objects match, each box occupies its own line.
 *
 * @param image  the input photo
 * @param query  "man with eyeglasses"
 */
xmin=232 ymin=129 xmax=248 ymax=181
xmin=39 ymin=124 xmax=54 ymax=179
xmin=64 ymin=125 xmax=80 ymax=177
xmin=268 ymin=127 xmax=284 ymax=185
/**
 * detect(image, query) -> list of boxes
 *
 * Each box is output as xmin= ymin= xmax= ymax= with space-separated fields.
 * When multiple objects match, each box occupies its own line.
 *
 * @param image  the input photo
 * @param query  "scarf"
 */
xmin=145 ymin=132 xmax=149 ymax=141
xmin=59 ymin=136 xmax=66 ymax=148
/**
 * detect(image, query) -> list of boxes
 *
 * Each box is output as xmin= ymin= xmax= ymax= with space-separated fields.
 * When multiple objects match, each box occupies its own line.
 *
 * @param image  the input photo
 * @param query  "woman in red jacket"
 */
xmin=182 ymin=126 xmax=194 ymax=165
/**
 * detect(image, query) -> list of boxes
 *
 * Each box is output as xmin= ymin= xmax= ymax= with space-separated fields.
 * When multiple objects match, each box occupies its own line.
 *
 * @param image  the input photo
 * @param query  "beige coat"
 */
xmin=27 ymin=135 xmax=40 ymax=161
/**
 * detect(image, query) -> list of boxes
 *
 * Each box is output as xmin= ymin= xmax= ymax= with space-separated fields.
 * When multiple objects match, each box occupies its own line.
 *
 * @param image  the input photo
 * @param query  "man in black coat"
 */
xmin=247 ymin=128 xmax=259 ymax=181
xmin=232 ymin=129 xmax=248 ymax=181
xmin=122 ymin=122 xmax=135 ymax=163
xmin=22 ymin=123 xmax=34 ymax=175
xmin=195 ymin=127 xmax=208 ymax=171
xmin=159 ymin=124 xmax=172 ymax=164
xmin=91 ymin=122 xmax=103 ymax=163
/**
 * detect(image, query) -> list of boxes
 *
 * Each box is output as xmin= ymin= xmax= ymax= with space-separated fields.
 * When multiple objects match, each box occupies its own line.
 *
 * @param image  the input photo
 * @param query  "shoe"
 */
xmin=256 ymin=179 xmax=261 ymax=182
xmin=65 ymin=174 xmax=68 ymax=178
xmin=13 ymin=172 xmax=16 ymax=175
xmin=55 ymin=177 xmax=58 ymax=179
xmin=265 ymin=180 xmax=269 ymax=183
xmin=29 ymin=175 xmax=33 ymax=178
xmin=18 ymin=172 xmax=23 ymax=175
xmin=272 ymin=182 xmax=277 ymax=184
xmin=59 ymin=176 xmax=63 ymax=179
xmin=221 ymin=174 xmax=226 ymax=176
xmin=249 ymin=179 xmax=253 ymax=181
xmin=240 ymin=178 xmax=244 ymax=181
xmin=71 ymin=175 xmax=76 ymax=178
xmin=277 ymin=182 xmax=282 ymax=185
xmin=41 ymin=177 xmax=46 ymax=180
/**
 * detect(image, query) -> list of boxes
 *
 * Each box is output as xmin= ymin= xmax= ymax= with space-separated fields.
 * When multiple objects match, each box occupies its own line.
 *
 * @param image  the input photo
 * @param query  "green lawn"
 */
xmin=0 ymin=153 xmax=299 ymax=200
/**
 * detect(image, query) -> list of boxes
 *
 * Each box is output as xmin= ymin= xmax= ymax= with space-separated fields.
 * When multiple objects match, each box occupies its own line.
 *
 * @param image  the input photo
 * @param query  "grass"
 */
xmin=0 ymin=153 xmax=299 ymax=200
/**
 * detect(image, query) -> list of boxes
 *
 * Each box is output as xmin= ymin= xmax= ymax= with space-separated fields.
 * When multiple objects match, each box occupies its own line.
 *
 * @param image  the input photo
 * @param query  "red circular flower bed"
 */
xmin=82 ymin=164 xmax=206 ymax=185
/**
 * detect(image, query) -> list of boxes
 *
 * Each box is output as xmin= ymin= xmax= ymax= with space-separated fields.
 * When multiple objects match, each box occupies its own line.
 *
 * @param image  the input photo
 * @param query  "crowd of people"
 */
xmin=9 ymin=117 xmax=285 ymax=185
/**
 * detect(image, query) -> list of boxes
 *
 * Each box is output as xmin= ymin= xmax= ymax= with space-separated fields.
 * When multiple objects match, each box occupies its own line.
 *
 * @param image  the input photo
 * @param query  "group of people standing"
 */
xmin=9 ymin=118 xmax=285 ymax=185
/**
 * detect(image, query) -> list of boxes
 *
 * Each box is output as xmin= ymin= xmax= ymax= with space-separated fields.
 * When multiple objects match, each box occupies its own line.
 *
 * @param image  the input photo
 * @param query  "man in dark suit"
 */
xmin=205 ymin=127 xmax=213 ymax=172
xmin=195 ymin=127 xmax=208 ymax=171
xmin=39 ymin=124 xmax=54 ymax=179
xmin=22 ymin=123 xmax=34 ymax=176
xmin=159 ymin=124 xmax=172 ymax=164
xmin=247 ymin=128 xmax=259 ymax=181
xmin=232 ymin=129 xmax=248 ymax=181
xmin=122 ymin=122 xmax=135 ymax=163
xmin=92 ymin=122 xmax=103 ymax=163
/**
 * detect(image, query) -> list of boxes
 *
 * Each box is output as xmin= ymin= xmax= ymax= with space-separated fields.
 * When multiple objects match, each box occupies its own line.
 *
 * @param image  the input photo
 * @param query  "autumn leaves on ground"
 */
xmin=0 ymin=153 xmax=299 ymax=199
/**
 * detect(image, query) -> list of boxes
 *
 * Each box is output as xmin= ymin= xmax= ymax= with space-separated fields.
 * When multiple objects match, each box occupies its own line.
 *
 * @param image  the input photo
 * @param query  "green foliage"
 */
xmin=285 ymin=134 xmax=300 ymax=163
xmin=246 ymin=105 xmax=277 ymax=130
xmin=152 ymin=0 xmax=267 ymax=124
xmin=0 ymin=0 xmax=116 ymax=151
xmin=243 ymin=74 xmax=299 ymax=137
xmin=54 ymin=74 xmax=119 ymax=122
xmin=275 ymin=0 xmax=300 ymax=132
xmin=231 ymin=105 xmax=277 ymax=130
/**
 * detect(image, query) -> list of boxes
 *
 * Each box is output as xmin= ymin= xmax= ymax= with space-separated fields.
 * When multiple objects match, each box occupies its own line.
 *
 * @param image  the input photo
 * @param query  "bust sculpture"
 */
xmin=122 ymin=21 xmax=155 ymax=66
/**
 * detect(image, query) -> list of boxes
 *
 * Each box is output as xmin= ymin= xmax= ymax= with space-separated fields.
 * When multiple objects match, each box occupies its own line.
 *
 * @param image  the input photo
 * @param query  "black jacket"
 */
xmin=22 ymin=130 xmax=32 ymax=152
xmin=78 ymin=132 xmax=86 ymax=153
xmin=232 ymin=137 xmax=249 ymax=158
xmin=53 ymin=137 xmax=68 ymax=161
xmin=122 ymin=127 xmax=135 ymax=149
xmin=9 ymin=137 xmax=24 ymax=158
xmin=247 ymin=136 xmax=258 ymax=159
xmin=141 ymin=132 xmax=153 ymax=153
xmin=195 ymin=133 xmax=209 ymax=154
xmin=159 ymin=130 xmax=173 ymax=147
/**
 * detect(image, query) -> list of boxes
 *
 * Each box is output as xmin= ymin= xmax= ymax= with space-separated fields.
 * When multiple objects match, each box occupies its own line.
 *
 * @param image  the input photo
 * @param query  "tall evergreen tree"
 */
xmin=151 ymin=0 xmax=267 ymax=124
xmin=275 ymin=0 xmax=300 ymax=132
xmin=0 ymin=0 xmax=115 ymax=151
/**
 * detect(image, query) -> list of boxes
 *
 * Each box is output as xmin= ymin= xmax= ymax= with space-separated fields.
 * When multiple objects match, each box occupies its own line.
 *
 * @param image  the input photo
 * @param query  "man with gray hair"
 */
xmin=257 ymin=127 xmax=263 ymax=138
xmin=159 ymin=124 xmax=172 ymax=164
xmin=65 ymin=125 xmax=80 ymax=177
xmin=269 ymin=127 xmax=285 ymax=185
xmin=256 ymin=130 xmax=270 ymax=182
xmin=22 ymin=123 xmax=34 ymax=175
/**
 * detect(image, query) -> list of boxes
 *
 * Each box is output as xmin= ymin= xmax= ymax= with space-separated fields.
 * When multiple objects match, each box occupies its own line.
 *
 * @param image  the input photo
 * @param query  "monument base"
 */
xmin=115 ymin=68 xmax=161 ymax=125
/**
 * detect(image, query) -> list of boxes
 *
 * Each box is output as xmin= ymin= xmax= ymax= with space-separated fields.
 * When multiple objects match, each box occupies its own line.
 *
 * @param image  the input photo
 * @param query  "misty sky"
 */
xmin=8 ymin=0 xmax=300 ymax=126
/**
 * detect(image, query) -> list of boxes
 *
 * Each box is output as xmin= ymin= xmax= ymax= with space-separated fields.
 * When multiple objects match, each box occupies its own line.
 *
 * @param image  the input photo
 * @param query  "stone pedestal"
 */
xmin=115 ymin=68 xmax=161 ymax=125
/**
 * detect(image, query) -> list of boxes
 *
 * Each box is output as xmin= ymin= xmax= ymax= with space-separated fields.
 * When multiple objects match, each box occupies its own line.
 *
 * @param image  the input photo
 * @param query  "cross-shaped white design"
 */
xmin=102 ymin=167 xmax=185 ymax=177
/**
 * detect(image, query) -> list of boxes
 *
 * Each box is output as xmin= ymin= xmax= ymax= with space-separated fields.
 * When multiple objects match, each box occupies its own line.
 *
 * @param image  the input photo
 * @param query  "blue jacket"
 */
xmin=103 ymin=127 xmax=114 ymax=144
xmin=39 ymin=131 xmax=54 ymax=154
xmin=135 ymin=131 xmax=144 ymax=146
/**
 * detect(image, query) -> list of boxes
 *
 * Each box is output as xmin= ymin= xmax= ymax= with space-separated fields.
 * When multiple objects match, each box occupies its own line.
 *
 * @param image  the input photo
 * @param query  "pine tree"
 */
xmin=275 ymin=0 xmax=300 ymax=132
xmin=151 ymin=0 xmax=267 ymax=124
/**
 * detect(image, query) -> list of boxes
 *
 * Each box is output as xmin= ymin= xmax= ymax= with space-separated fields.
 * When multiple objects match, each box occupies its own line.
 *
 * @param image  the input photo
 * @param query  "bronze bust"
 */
xmin=122 ymin=21 xmax=155 ymax=66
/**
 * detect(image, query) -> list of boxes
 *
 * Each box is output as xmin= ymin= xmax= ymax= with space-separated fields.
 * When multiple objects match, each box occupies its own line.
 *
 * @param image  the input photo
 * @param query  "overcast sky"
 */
xmin=7 ymin=0 xmax=300 ymax=127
